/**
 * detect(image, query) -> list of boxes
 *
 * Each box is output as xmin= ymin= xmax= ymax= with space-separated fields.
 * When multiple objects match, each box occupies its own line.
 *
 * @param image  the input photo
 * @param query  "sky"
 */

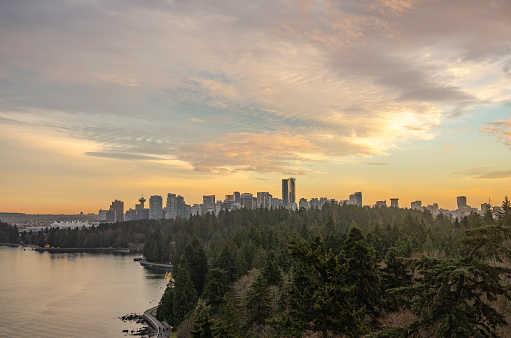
xmin=0 ymin=0 xmax=510 ymax=214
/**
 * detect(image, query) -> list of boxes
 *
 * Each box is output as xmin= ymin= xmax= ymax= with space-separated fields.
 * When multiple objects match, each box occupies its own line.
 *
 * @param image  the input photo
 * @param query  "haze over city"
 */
xmin=1 ymin=0 xmax=510 ymax=214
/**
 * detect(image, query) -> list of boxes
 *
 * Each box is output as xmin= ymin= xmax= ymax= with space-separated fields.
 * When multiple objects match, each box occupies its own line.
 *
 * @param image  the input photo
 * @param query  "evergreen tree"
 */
xmin=157 ymin=280 xmax=175 ymax=323
xmin=392 ymin=224 xmax=511 ymax=337
xmin=261 ymin=251 xmax=283 ymax=286
xmin=344 ymin=226 xmax=382 ymax=327
xmin=245 ymin=274 xmax=272 ymax=327
xmin=203 ymin=267 xmax=229 ymax=313
xmin=182 ymin=236 xmax=209 ymax=296
xmin=214 ymin=302 xmax=242 ymax=338
xmin=191 ymin=304 xmax=215 ymax=338
xmin=172 ymin=266 xmax=199 ymax=325
xmin=286 ymin=238 xmax=366 ymax=337
xmin=214 ymin=243 xmax=237 ymax=284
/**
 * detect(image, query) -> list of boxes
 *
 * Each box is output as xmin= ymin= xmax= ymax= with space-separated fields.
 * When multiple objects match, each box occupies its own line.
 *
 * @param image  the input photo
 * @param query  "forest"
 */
xmin=2 ymin=197 xmax=511 ymax=336
xmin=148 ymin=197 xmax=511 ymax=337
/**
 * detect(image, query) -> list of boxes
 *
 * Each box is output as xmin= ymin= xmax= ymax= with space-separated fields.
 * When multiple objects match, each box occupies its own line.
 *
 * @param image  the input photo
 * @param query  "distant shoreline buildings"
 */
xmin=94 ymin=179 xmax=501 ymax=224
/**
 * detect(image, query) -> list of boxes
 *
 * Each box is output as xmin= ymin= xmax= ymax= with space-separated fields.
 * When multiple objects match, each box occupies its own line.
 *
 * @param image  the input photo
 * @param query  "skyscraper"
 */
xmin=149 ymin=195 xmax=163 ymax=219
xmin=166 ymin=193 xmax=177 ymax=219
xmin=110 ymin=200 xmax=124 ymax=222
xmin=282 ymin=177 xmax=296 ymax=209
xmin=241 ymin=193 xmax=254 ymax=209
xmin=257 ymin=192 xmax=272 ymax=209
xmin=203 ymin=195 xmax=216 ymax=213
xmin=457 ymin=196 xmax=467 ymax=210
xmin=390 ymin=198 xmax=399 ymax=208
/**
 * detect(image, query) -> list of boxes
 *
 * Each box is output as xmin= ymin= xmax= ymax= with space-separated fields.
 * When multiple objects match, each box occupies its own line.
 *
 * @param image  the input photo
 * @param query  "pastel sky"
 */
xmin=1 ymin=0 xmax=510 ymax=214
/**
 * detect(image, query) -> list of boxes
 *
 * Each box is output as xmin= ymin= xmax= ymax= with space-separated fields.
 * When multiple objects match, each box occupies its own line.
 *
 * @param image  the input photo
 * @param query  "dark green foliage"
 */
xmin=172 ymin=266 xmax=199 ymax=325
xmin=344 ymin=226 xmax=382 ymax=326
xmin=498 ymin=196 xmax=511 ymax=226
xmin=214 ymin=243 xmax=237 ymax=284
xmin=182 ymin=237 xmax=209 ymax=296
xmin=245 ymin=274 xmax=272 ymax=327
xmin=381 ymin=246 xmax=413 ymax=313
xmin=157 ymin=280 xmax=175 ymax=323
xmin=261 ymin=251 xmax=283 ymax=286
xmin=286 ymin=238 xmax=366 ymax=337
xmin=214 ymin=302 xmax=241 ymax=337
xmin=143 ymin=230 xmax=168 ymax=263
xmin=191 ymin=304 xmax=215 ymax=338
xmin=390 ymin=225 xmax=511 ymax=337
xmin=0 ymin=222 xmax=19 ymax=243
xmin=203 ymin=268 xmax=229 ymax=313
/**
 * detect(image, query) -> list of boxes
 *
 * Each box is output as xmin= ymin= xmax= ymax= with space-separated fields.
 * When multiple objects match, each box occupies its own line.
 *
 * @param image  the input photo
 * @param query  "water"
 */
xmin=0 ymin=246 xmax=169 ymax=337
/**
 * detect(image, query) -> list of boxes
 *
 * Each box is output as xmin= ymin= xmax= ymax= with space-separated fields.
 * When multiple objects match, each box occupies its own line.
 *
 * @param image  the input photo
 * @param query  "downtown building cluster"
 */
xmin=96 ymin=177 xmax=500 ymax=223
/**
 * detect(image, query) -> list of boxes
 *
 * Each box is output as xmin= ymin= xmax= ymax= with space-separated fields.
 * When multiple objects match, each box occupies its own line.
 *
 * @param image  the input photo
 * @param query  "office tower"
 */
xmin=203 ymin=195 xmax=216 ymax=213
xmin=110 ymin=200 xmax=124 ymax=222
xmin=166 ymin=193 xmax=177 ymax=219
xmin=282 ymin=177 xmax=296 ymax=209
xmin=390 ymin=198 xmax=399 ymax=208
xmin=272 ymin=198 xmax=282 ymax=209
xmin=97 ymin=209 xmax=107 ymax=221
xmin=234 ymin=191 xmax=241 ymax=204
xmin=411 ymin=201 xmax=422 ymax=210
xmin=257 ymin=192 xmax=272 ymax=209
xmin=240 ymin=193 xmax=254 ymax=209
xmin=374 ymin=200 xmax=386 ymax=208
xmin=125 ymin=208 xmax=137 ymax=221
xmin=106 ymin=207 xmax=116 ymax=222
xmin=299 ymin=198 xmax=308 ymax=210
xmin=225 ymin=194 xmax=234 ymax=202
xmin=149 ymin=195 xmax=163 ymax=219
xmin=354 ymin=192 xmax=362 ymax=207
xmin=177 ymin=195 xmax=185 ymax=219
xmin=457 ymin=196 xmax=467 ymax=210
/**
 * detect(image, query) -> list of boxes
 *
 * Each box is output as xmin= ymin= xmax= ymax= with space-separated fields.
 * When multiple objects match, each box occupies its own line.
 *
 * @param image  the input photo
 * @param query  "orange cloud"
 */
xmin=481 ymin=118 xmax=511 ymax=149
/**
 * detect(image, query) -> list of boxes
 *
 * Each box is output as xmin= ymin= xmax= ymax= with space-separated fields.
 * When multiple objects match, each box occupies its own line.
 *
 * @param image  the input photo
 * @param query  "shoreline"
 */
xmin=34 ymin=247 xmax=140 ymax=254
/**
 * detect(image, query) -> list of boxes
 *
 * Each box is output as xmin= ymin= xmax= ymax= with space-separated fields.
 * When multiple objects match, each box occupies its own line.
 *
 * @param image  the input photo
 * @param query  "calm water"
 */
xmin=0 ymin=246 xmax=169 ymax=337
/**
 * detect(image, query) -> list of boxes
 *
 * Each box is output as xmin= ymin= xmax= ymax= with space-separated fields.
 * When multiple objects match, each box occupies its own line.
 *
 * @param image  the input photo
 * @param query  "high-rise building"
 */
xmin=234 ymin=192 xmax=241 ymax=204
xmin=125 ymin=208 xmax=137 ymax=221
xmin=390 ymin=198 xmax=399 ymax=208
xmin=166 ymin=193 xmax=177 ymax=219
xmin=299 ymin=198 xmax=308 ymax=209
xmin=257 ymin=192 xmax=272 ymax=209
xmin=110 ymin=200 xmax=124 ymax=222
xmin=457 ymin=196 xmax=467 ymax=210
xmin=176 ymin=195 xmax=186 ymax=219
xmin=282 ymin=177 xmax=296 ymax=209
xmin=241 ymin=193 xmax=254 ymax=209
xmin=411 ymin=200 xmax=422 ymax=210
xmin=203 ymin=195 xmax=216 ymax=213
xmin=149 ymin=195 xmax=163 ymax=219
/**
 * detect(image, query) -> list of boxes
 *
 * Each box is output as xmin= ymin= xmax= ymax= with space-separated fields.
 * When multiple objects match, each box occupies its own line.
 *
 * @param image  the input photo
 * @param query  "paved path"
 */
xmin=143 ymin=306 xmax=171 ymax=337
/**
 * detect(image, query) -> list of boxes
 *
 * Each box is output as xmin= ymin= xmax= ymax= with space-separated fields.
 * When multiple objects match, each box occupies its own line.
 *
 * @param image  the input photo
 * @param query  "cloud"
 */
xmin=1 ymin=0 xmax=511 ymax=176
xmin=453 ymin=166 xmax=511 ymax=180
xmin=84 ymin=152 xmax=158 ymax=161
xmin=481 ymin=118 xmax=511 ymax=149
xmin=363 ymin=163 xmax=390 ymax=166
xmin=443 ymin=145 xmax=456 ymax=150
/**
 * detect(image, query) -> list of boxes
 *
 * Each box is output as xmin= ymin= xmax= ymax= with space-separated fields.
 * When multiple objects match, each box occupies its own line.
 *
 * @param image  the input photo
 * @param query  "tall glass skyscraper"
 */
xmin=282 ymin=177 xmax=296 ymax=209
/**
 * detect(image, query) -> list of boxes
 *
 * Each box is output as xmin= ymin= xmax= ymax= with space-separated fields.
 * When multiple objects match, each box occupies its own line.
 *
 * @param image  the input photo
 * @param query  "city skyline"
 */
xmin=1 ymin=1 xmax=510 ymax=214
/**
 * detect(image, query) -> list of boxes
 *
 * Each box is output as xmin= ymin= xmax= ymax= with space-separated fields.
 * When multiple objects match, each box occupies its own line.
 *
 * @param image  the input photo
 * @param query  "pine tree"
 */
xmin=203 ymin=267 xmax=229 ymax=313
xmin=261 ymin=251 xmax=283 ymax=286
xmin=214 ymin=302 xmax=242 ymax=337
xmin=245 ymin=274 xmax=272 ymax=327
xmin=182 ymin=236 xmax=209 ymax=296
xmin=392 ymin=224 xmax=511 ymax=337
xmin=190 ymin=304 xmax=215 ymax=338
xmin=286 ymin=238 xmax=366 ymax=337
xmin=344 ymin=226 xmax=382 ymax=327
xmin=156 ymin=280 xmax=175 ymax=324
xmin=172 ymin=266 xmax=199 ymax=325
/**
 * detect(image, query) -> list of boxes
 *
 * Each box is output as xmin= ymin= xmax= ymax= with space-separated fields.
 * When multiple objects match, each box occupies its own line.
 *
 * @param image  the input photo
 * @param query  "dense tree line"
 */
xmin=150 ymin=197 xmax=511 ymax=337
xmin=0 ymin=221 xmax=20 ymax=243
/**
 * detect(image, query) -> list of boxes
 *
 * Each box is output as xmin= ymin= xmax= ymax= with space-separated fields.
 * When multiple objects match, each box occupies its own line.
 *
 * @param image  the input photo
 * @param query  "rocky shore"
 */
xmin=120 ymin=313 xmax=156 ymax=336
